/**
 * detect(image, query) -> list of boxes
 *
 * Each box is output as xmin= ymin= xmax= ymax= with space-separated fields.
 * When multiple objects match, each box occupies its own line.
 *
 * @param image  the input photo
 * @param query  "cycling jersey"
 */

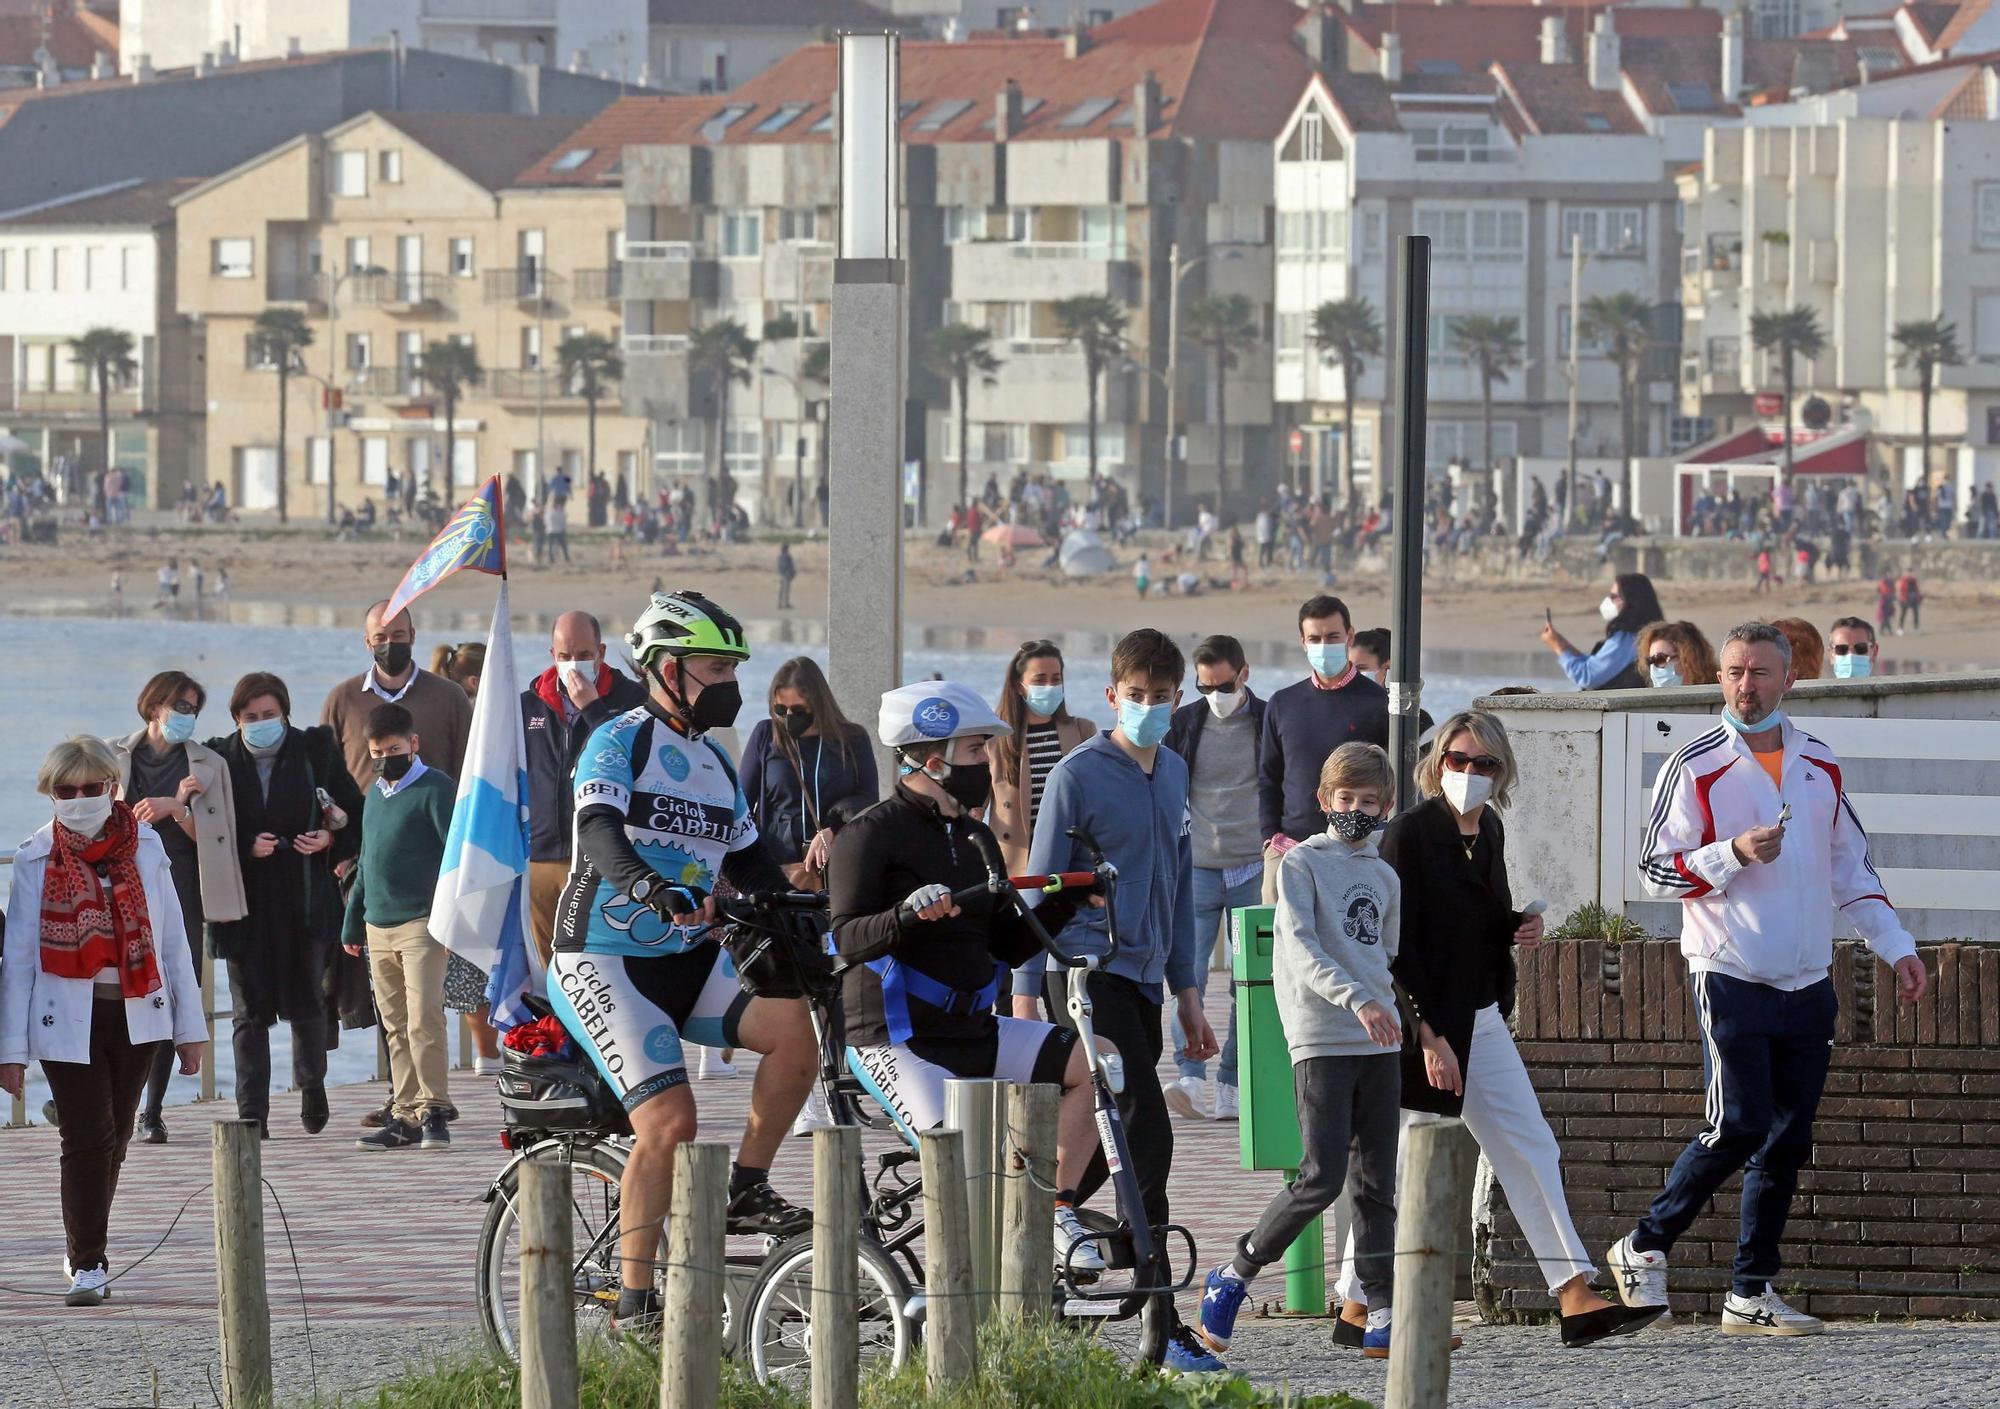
xmin=556 ymin=702 xmax=759 ymax=957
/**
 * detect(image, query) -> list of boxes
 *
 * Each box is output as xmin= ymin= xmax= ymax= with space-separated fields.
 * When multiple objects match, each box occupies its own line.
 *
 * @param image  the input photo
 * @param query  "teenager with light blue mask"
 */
xmin=1828 ymin=617 xmax=1878 ymax=680
xmin=988 ymin=640 xmax=1098 ymax=900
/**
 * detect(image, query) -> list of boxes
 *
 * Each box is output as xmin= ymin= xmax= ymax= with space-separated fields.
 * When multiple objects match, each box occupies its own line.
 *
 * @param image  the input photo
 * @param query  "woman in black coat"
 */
xmin=206 ymin=671 xmax=362 ymax=1137
xmin=1374 ymin=709 xmax=1658 ymax=1346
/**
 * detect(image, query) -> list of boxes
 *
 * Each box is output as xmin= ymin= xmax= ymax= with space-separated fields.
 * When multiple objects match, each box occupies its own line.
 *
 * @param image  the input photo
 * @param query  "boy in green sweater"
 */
xmin=342 ymin=703 xmax=457 ymax=1150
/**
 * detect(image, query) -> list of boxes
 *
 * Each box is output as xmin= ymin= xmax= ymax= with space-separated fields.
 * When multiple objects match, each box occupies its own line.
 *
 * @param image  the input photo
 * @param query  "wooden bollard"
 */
xmin=919 ymin=1128 xmax=977 ymax=1390
xmin=812 ymin=1126 xmax=862 ymax=1409
xmin=213 ymin=1120 xmax=271 ymax=1409
xmin=998 ymin=1082 xmax=1059 ymax=1323
xmin=659 ymin=1141 xmax=729 ymax=1409
xmin=1385 ymin=1117 xmax=1472 ymax=1409
xmin=944 ymin=1077 xmax=1006 ymax=1324
xmin=518 ymin=1154 xmax=578 ymax=1409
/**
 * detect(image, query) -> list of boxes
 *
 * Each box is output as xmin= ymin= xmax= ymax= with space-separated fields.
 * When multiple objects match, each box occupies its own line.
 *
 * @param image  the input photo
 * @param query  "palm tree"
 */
xmin=1182 ymin=294 xmax=1262 ymax=494
xmin=1892 ymin=316 xmax=1963 ymax=497
xmin=1580 ymin=293 xmax=1655 ymax=514
xmin=251 ymin=309 xmax=314 ymax=523
xmin=1052 ymin=294 xmax=1128 ymax=482
xmin=1750 ymin=306 xmax=1827 ymax=489
xmin=416 ymin=339 xmax=484 ymax=504
xmin=689 ymin=319 xmax=757 ymax=511
xmin=66 ymin=326 xmax=136 ymax=514
xmin=557 ymin=332 xmax=624 ymax=491
xmin=1449 ymin=315 xmax=1524 ymax=503
xmin=1309 ymin=296 xmax=1384 ymax=504
xmin=926 ymin=323 xmax=1003 ymax=515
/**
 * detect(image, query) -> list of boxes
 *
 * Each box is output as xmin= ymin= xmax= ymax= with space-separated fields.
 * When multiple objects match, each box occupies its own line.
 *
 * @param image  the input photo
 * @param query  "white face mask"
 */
xmin=1206 ymin=685 xmax=1246 ymax=719
xmin=55 ymin=793 xmax=114 ymax=836
xmin=1598 ymin=595 xmax=1620 ymax=623
xmin=1440 ymin=769 xmax=1495 ymax=816
xmin=556 ymin=656 xmax=594 ymax=678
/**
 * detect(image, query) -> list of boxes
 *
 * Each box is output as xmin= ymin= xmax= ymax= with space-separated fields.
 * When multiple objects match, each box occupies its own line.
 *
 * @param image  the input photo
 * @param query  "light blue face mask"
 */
xmin=1305 ymin=641 xmax=1348 ymax=678
xmin=1117 ymin=698 xmax=1172 ymax=749
xmin=161 ymin=710 xmax=198 ymax=744
xmin=241 ymin=717 xmax=286 ymax=750
xmin=1721 ymin=707 xmax=1784 ymax=735
xmin=1649 ymin=664 xmax=1683 ymax=689
xmin=1023 ymin=684 xmax=1065 ymax=717
xmin=1832 ymin=653 xmax=1873 ymax=680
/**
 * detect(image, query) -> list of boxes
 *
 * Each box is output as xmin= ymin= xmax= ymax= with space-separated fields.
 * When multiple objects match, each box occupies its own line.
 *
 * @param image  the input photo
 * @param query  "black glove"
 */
xmin=643 ymin=882 xmax=707 ymax=922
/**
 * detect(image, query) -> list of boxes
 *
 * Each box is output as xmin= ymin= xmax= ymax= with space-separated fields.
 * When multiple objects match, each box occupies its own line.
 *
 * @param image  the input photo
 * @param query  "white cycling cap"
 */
xmin=877 ymin=681 xmax=1007 ymax=750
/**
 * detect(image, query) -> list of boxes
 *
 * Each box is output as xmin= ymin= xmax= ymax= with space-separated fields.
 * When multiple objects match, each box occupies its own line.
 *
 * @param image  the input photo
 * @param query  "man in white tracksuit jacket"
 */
xmin=1607 ymin=622 xmax=1928 ymax=1337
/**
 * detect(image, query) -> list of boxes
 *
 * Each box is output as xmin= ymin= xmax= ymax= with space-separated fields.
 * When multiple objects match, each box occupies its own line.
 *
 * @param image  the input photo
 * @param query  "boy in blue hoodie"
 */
xmin=1020 ymin=627 xmax=1222 ymax=1372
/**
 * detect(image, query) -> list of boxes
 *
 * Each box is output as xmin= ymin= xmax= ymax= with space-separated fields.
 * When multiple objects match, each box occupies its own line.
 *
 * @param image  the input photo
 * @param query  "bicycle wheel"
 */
xmin=742 ymin=1233 xmax=915 ymax=1389
xmin=475 ymin=1137 xmax=631 ymax=1361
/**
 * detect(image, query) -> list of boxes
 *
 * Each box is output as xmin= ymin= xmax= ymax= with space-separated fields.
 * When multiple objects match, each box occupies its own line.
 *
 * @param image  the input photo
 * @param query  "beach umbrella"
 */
xmin=981 ymin=522 xmax=1044 ymax=548
xmin=1058 ymin=529 xmax=1117 ymax=577
xmin=0 ymin=433 xmax=30 ymax=455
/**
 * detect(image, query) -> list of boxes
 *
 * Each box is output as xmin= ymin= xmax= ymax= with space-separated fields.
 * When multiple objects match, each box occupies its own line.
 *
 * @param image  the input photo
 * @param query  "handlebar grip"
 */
xmin=896 ymin=882 xmax=992 ymax=926
xmin=1009 ymin=872 xmax=1100 ymax=891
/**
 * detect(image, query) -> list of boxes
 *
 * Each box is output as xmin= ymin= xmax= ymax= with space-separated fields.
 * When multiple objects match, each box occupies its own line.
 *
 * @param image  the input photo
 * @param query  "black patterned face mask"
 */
xmin=1326 ymin=809 xmax=1382 ymax=843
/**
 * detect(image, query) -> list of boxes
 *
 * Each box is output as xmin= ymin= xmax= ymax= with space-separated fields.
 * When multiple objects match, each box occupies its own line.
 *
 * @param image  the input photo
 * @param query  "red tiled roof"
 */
xmin=373 ymin=111 xmax=586 ymax=191
xmin=0 ymin=0 xmax=117 ymax=71
xmin=1935 ymin=0 xmax=1993 ymax=50
xmin=1491 ymin=60 xmax=1647 ymax=134
xmin=1620 ymin=31 xmax=1886 ymax=114
xmin=648 ymin=0 xmax=909 ymax=27
xmin=1339 ymin=2 xmax=1720 ymax=74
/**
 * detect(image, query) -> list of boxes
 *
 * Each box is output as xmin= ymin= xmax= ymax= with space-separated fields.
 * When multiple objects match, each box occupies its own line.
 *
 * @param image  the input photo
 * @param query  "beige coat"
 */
xmin=986 ymin=714 xmax=1097 ymax=876
xmin=114 ymin=727 xmax=248 ymax=924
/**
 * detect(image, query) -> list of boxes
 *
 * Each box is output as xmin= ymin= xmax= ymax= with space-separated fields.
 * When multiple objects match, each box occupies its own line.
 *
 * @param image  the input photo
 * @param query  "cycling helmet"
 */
xmin=878 ymin=681 xmax=1006 ymax=750
xmin=626 ymin=590 xmax=750 ymax=668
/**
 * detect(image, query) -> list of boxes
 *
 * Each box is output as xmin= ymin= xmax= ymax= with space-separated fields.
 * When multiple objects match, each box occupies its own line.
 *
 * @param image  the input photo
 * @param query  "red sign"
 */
xmin=1288 ymin=428 xmax=1305 ymax=454
xmin=1753 ymin=392 xmax=1783 ymax=417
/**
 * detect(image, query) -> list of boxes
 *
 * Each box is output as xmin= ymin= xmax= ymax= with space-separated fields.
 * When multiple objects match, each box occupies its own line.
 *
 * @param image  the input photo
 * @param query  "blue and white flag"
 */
xmin=432 ymin=578 xmax=538 ymax=1029
xmin=383 ymin=476 xmax=506 ymax=625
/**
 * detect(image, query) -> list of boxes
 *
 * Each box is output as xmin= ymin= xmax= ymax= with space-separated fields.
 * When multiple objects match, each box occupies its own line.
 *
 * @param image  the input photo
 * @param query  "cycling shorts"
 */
xmin=548 ymin=945 xmax=751 ymax=1112
xmin=847 ymin=1018 xmax=1074 ymax=1140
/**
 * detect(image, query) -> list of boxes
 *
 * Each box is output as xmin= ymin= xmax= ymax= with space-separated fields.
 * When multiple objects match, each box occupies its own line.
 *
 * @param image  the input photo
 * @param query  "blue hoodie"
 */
xmin=1013 ymin=731 xmax=1197 ymax=1001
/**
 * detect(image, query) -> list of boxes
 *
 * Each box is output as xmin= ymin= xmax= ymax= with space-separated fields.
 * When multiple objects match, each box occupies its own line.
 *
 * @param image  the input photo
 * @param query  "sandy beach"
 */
xmin=3 ymin=520 xmax=1994 ymax=671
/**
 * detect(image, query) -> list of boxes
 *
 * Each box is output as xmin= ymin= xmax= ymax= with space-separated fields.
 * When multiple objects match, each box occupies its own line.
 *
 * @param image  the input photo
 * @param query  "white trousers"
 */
xmin=1336 ymin=1003 xmax=1595 ymax=1302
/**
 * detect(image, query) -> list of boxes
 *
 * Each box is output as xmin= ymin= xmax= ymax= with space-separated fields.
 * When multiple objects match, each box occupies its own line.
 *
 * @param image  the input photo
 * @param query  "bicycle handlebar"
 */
xmin=966 ymin=825 xmax=1119 ymax=969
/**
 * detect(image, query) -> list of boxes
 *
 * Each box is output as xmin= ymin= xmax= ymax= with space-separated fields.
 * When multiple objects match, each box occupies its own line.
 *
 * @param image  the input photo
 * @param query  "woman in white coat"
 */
xmin=0 ymin=737 xmax=205 ymax=1306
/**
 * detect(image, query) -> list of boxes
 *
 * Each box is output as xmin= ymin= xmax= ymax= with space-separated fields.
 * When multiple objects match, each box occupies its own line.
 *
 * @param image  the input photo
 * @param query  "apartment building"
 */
xmin=530 ymin=0 xmax=1316 ymax=522
xmin=1679 ymin=55 xmax=2000 ymax=495
xmin=175 ymin=110 xmax=642 ymax=514
xmin=0 ymin=178 xmax=203 ymax=504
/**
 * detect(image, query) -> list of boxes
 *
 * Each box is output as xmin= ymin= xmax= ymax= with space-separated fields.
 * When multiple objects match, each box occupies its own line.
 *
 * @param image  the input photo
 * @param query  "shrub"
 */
xmin=1547 ymin=901 xmax=1650 ymax=946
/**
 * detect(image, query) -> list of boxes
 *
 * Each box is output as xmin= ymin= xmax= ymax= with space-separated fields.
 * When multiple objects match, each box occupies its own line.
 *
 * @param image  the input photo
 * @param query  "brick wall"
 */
xmin=1477 ymin=939 xmax=2000 ymax=1319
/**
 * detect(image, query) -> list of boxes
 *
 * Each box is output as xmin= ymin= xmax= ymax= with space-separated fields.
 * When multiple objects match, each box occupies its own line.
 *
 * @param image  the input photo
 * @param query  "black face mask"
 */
xmin=780 ymin=710 xmax=814 ymax=739
xmin=939 ymin=760 xmax=992 ymax=813
xmin=373 ymin=641 xmax=413 ymax=676
xmin=685 ymin=678 xmax=743 ymax=734
xmin=372 ymin=753 xmax=414 ymax=782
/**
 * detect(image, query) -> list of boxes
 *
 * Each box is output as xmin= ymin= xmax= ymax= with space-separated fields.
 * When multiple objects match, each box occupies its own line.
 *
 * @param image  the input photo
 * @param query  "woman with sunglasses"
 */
xmin=740 ymin=656 xmax=878 ymax=889
xmin=1635 ymin=622 xmax=1719 ymax=691
xmin=1 ymin=736 xmax=206 ymax=1306
xmin=1358 ymin=710 xmax=1657 ymax=1346
xmin=1539 ymin=572 xmax=1665 ymax=691
xmin=113 ymin=671 xmax=247 ymax=1143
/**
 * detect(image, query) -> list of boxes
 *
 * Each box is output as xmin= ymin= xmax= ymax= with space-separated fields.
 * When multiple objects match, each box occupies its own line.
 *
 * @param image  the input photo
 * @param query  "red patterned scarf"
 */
xmin=39 ymin=801 xmax=160 ymax=999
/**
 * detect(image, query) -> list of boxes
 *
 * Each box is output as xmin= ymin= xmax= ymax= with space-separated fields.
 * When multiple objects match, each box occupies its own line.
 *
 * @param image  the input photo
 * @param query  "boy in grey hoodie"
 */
xmin=1198 ymin=742 xmax=1404 ymax=1359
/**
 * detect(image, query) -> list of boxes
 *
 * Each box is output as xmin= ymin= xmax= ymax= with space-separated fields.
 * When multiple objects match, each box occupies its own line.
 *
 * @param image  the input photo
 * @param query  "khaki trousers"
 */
xmin=366 ymin=918 xmax=450 ymax=1119
xmin=528 ymin=860 xmax=570 ymax=968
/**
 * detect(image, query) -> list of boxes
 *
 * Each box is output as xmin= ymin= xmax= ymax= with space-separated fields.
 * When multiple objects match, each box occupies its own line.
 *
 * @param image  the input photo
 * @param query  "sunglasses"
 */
xmin=1830 ymin=643 xmax=1873 ymax=656
xmin=1644 ymin=654 xmax=1678 ymax=669
xmin=52 ymin=781 xmax=111 ymax=800
xmin=1441 ymin=750 xmax=1503 ymax=776
xmin=168 ymin=700 xmax=199 ymax=716
xmin=1194 ymin=680 xmax=1241 ymax=695
xmin=773 ymin=704 xmax=813 ymax=718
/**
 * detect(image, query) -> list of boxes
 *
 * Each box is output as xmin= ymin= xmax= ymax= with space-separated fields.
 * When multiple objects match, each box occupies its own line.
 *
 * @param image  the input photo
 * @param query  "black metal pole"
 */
xmin=1387 ymin=236 xmax=1432 ymax=811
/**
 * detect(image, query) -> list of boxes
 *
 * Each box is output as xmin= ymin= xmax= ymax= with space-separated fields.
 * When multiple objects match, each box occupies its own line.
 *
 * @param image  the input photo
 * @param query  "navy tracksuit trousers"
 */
xmin=1633 ymin=970 xmax=1837 ymax=1297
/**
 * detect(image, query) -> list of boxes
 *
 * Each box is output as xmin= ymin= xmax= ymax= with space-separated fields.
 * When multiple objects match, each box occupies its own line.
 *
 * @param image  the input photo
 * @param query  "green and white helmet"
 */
xmin=626 ymin=590 xmax=750 ymax=669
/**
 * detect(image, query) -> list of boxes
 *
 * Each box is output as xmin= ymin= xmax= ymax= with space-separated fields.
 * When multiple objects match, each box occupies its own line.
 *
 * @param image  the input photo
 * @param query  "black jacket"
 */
xmin=520 ymin=669 xmax=649 ymax=863
xmin=1162 ymin=689 xmax=1267 ymax=779
xmin=1382 ymin=797 xmax=1524 ymax=1118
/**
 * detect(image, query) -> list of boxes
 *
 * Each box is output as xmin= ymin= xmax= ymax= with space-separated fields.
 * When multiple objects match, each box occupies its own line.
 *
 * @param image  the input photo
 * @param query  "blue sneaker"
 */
xmin=1363 ymin=1322 xmax=1391 ymax=1360
xmin=1165 ymin=1321 xmax=1227 ymax=1372
xmin=1198 ymin=1268 xmax=1249 ymax=1352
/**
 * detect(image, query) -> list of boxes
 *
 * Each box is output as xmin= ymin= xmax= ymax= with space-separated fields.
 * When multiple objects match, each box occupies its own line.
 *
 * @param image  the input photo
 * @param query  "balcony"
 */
xmin=623 ymin=242 xmax=698 ymax=302
xmin=484 ymin=268 xmax=561 ymax=308
xmin=347 ymin=366 xmax=432 ymax=401
xmin=351 ymin=271 xmax=452 ymax=313
xmin=268 ymin=271 xmax=328 ymax=307
xmin=488 ymin=369 xmax=585 ymax=406
xmin=573 ymin=267 xmax=622 ymax=303
xmin=975 ymin=347 xmax=1136 ymax=426
xmin=620 ymin=336 xmax=690 ymax=421
xmin=950 ymin=240 xmax=1138 ymax=305
xmin=2 ymin=386 xmax=145 ymax=419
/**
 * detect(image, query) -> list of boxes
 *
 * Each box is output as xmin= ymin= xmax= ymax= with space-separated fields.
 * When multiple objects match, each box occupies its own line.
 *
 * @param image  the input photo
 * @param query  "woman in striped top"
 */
xmin=986 ymin=638 xmax=1097 ymax=881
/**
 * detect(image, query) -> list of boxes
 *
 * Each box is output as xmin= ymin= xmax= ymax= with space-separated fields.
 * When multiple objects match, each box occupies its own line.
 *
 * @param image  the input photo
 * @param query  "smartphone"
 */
xmin=1521 ymin=899 xmax=1548 ymax=918
xmin=1543 ymin=607 xmax=1553 ymax=628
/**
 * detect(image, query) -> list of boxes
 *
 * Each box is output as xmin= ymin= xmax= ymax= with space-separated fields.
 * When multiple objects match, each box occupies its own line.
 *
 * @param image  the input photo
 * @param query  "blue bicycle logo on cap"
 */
xmin=913 ymin=698 xmax=959 ymax=738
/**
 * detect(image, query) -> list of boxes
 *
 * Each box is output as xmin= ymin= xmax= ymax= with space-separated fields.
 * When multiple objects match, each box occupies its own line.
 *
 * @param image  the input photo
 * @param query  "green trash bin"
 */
xmin=1231 ymin=903 xmax=1324 ymax=1314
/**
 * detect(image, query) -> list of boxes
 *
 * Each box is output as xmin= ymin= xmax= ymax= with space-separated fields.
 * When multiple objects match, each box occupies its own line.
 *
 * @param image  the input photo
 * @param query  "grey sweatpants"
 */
xmin=1236 ymin=1052 xmax=1401 ymax=1309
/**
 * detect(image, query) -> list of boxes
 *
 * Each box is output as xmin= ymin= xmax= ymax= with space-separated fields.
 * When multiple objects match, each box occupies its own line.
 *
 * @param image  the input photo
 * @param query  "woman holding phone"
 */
xmin=1539 ymin=573 xmax=1665 ymax=691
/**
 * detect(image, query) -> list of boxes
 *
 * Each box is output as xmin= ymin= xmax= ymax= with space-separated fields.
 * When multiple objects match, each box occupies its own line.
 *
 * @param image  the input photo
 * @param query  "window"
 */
xmin=1059 ymin=98 xmax=1116 ymax=129
xmin=1425 ymin=419 xmax=1516 ymax=469
xmin=85 ymin=246 xmax=108 ymax=291
xmin=1008 ymin=207 xmax=1035 ymax=241
xmin=724 ymin=421 xmax=761 ymax=473
xmin=752 ymin=103 xmax=808 ymax=135
xmin=22 ymin=247 xmax=38 ymax=290
xmin=550 ymin=147 xmax=595 ymax=172
xmin=996 ymin=5 xmax=1024 ymax=29
xmin=654 ymin=422 xmax=705 ymax=475
xmin=719 ymin=211 xmax=762 ymax=258
xmin=1416 ymin=206 xmax=1522 ymax=261
xmin=1409 ymin=122 xmax=1497 ymax=163
xmin=362 ymin=437 xmax=388 ymax=486
xmin=914 ymin=99 xmax=972 ymax=132
xmin=346 ymin=332 xmax=372 ymax=370
xmin=944 ymin=206 xmax=986 ymax=244
xmin=1752 ymin=0 xmax=1801 ymax=38
xmin=0 ymin=249 xmax=7 ymax=290
xmin=1667 ymin=82 xmax=1716 ymax=112
xmin=702 ymin=104 xmax=753 ymax=140
xmin=213 ymin=237 xmax=254 ymax=279
xmin=1277 ymin=209 xmax=1348 ymax=258
xmin=346 ymin=237 xmax=372 ymax=273
xmin=1557 ymin=308 xmax=1609 ymax=359
xmin=1584 ymin=114 xmax=1613 ymax=133
xmin=1668 ymin=414 xmax=1714 ymax=450
xmin=521 ymin=325 xmax=542 ymax=369
xmin=1277 ymin=311 xmax=1307 ymax=351
xmin=331 ymin=150 xmax=367 ymax=197
xmin=1706 ymin=336 xmax=1740 ymax=373
xmin=780 ymin=208 xmax=820 ymax=241
xmin=809 ymin=108 xmax=835 ymax=134
xmin=1080 ymin=207 xmax=1126 ymax=258
xmin=245 ymin=332 xmax=280 ymax=370
xmin=450 ymin=237 xmax=475 ymax=277
xmin=1361 ymin=210 xmax=1384 ymax=259
xmin=1209 ymin=204 xmax=1267 ymax=244
xmin=1978 ymin=184 xmax=2000 ymax=250
xmin=1975 ymin=292 xmax=2000 ymax=361
xmin=308 ymin=437 xmax=331 ymax=486
xmin=1413 ymin=59 xmax=1462 ymax=76
xmin=1426 ymin=314 xmax=1467 ymax=366
xmin=1562 ymin=207 xmax=1645 ymax=255
xmin=379 ymin=149 xmax=402 ymax=183
xmin=1059 ymin=423 xmax=1124 ymax=464
xmin=49 ymin=248 xmax=64 ymax=291
xmin=1300 ymin=111 xmax=1323 ymax=163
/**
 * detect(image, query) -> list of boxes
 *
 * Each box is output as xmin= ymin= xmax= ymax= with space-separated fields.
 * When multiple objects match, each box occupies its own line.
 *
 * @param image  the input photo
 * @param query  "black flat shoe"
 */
xmin=1333 ymin=1316 xmax=1365 ymax=1349
xmin=1561 ymin=1304 xmax=1664 ymax=1347
xmin=137 ymin=1112 xmax=167 ymax=1144
xmin=300 ymin=1084 xmax=329 ymax=1135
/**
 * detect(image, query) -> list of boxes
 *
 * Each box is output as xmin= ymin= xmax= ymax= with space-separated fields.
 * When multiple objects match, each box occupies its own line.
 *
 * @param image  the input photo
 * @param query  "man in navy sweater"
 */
xmin=1257 ymin=595 xmax=1389 ymax=903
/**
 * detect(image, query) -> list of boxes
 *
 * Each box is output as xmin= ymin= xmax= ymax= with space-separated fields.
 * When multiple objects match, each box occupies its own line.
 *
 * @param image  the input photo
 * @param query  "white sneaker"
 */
xmin=1164 ymin=1075 xmax=1206 ymax=1120
xmin=1606 ymin=1236 xmax=1669 ymax=1308
xmin=1212 ymin=1083 xmax=1239 ymax=1121
xmin=65 ymin=1265 xmax=108 ymax=1307
xmin=473 ymin=1055 xmax=503 ymax=1076
xmin=697 ymin=1050 xmax=738 ymax=1080
xmin=1054 ymin=1204 xmax=1107 ymax=1274
xmin=790 ymin=1088 xmax=836 ymax=1137
xmin=1721 ymin=1288 xmax=1823 ymax=1336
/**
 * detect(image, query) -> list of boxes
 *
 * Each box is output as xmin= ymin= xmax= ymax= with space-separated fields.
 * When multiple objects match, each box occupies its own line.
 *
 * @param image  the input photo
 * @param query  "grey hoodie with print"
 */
xmin=1272 ymin=827 xmax=1402 ymax=1062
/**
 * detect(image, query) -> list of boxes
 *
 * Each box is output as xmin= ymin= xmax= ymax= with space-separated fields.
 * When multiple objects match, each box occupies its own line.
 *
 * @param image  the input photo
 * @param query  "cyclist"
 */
xmin=548 ymin=589 xmax=818 ymax=1329
xmin=829 ymin=681 xmax=1112 ymax=1278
